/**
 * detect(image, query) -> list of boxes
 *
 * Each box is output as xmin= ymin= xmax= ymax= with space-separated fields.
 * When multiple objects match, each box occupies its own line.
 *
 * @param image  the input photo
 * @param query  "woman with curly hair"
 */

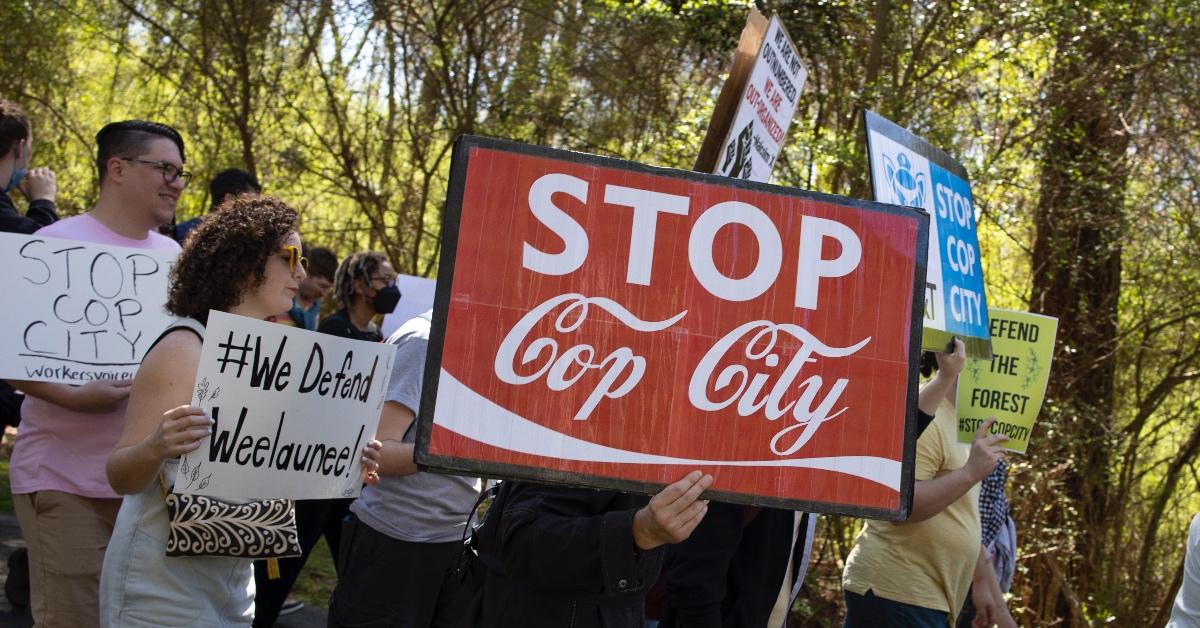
xmin=100 ymin=195 xmax=382 ymax=626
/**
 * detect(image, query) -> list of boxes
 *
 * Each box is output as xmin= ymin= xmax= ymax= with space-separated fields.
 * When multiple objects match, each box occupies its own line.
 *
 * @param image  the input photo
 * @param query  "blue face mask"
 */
xmin=5 ymin=166 xmax=26 ymax=193
xmin=5 ymin=142 xmax=27 ymax=193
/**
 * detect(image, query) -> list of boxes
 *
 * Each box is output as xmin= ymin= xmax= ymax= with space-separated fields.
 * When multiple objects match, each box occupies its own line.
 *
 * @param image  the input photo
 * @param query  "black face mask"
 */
xmin=372 ymin=284 xmax=401 ymax=314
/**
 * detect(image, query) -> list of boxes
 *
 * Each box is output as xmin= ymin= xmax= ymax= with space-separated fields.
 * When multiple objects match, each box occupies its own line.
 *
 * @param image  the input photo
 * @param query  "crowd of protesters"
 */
xmin=0 ymin=94 xmax=1048 ymax=628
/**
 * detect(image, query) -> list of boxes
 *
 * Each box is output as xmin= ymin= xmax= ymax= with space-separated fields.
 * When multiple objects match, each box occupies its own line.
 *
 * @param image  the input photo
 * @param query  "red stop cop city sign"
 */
xmin=416 ymin=137 xmax=929 ymax=520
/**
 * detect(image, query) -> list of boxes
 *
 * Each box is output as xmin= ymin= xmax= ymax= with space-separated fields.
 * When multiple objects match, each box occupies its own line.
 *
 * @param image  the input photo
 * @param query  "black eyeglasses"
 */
xmin=121 ymin=158 xmax=194 ymax=187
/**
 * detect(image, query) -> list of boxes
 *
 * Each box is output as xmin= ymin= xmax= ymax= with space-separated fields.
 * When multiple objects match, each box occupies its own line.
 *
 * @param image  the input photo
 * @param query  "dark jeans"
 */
xmin=253 ymin=498 xmax=353 ymax=627
xmin=844 ymin=590 xmax=949 ymax=628
xmin=327 ymin=515 xmax=468 ymax=628
xmin=956 ymin=587 xmax=977 ymax=628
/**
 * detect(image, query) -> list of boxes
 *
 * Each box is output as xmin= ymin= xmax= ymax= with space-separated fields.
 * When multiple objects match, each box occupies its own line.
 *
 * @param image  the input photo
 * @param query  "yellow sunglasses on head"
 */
xmin=281 ymin=245 xmax=308 ymax=273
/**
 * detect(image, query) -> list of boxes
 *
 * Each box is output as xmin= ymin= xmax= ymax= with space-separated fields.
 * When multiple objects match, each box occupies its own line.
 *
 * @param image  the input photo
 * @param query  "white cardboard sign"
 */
xmin=713 ymin=15 xmax=807 ymax=183
xmin=379 ymin=273 xmax=437 ymax=339
xmin=176 ymin=311 xmax=396 ymax=500
xmin=0 ymin=232 xmax=176 ymax=384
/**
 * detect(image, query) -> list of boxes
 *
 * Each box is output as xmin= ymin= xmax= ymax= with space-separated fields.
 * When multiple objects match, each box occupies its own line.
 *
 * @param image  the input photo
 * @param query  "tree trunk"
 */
xmin=1028 ymin=5 xmax=1142 ymax=623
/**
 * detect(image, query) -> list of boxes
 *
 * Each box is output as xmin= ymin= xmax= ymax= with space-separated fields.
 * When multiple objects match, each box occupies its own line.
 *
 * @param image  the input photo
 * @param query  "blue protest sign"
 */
xmin=864 ymin=110 xmax=992 ymax=358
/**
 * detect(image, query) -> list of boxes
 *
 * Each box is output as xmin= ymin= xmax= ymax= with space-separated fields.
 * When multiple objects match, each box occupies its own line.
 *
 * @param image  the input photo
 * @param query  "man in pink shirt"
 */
xmin=6 ymin=120 xmax=187 ymax=626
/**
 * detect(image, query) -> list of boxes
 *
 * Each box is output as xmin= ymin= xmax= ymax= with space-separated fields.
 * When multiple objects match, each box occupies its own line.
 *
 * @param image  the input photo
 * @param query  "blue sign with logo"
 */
xmin=864 ymin=110 xmax=992 ymax=359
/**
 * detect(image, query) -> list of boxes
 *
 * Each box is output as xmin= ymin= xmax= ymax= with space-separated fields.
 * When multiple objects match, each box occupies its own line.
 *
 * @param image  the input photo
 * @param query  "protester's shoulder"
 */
xmin=506 ymin=481 xmax=625 ymax=511
xmin=141 ymin=326 xmax=203 ymax=380
xmin=386 ymin=310 xmax=433 ymax=346
xmin=317 ymin=312 xmax=353 ymax=336
xmin=929 ymin=400 xmax=960 ymax=439
xmin=145 ymin=230 xmax=182 ymax=252
xmin=34 ymin=215 xmax=179 ymax=252
xmin=33 ymin=213 xmax=89 ymax=238
xmin=916 ymin=410 xmax=947 ymax=448
xmin=176 ymin=216 xmax=202 ymax=230
xmin=0 ymin=214 xmax=39 ymax=235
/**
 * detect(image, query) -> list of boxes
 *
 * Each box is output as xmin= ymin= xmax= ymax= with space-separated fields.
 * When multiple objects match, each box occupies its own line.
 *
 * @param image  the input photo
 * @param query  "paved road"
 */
xmin=0 ymin=514 xmax=325 ymax=627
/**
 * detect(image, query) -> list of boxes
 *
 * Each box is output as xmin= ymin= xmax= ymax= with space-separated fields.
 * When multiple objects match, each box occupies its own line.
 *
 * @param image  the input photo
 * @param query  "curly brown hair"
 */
xmin=167 ymin=194 xmax=298 ymax=325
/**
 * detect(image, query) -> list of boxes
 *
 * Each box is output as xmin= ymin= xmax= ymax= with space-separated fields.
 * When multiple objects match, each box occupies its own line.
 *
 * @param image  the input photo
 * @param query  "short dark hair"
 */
xmin=95 ymin=120 xmax=186 ymax=184
xmin=0 ymin=98 xmax=30 ymax=157
xmin=305 ymin=246 xmax=339 ymax=281
xmin=919 ymin=351 xmax=938 ymax=378
xmin=209 ymin=168 xmax=262 ymax=210
xmin=332 ymin=251 xmax=389 ymax=309
xmin=167 ymin=195 xmax=298 ymax=325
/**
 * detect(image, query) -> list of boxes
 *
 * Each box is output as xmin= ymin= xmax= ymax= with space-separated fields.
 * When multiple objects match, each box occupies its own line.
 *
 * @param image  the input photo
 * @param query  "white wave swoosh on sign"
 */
xmin=433 ymin=370 xmax=901 ymax=492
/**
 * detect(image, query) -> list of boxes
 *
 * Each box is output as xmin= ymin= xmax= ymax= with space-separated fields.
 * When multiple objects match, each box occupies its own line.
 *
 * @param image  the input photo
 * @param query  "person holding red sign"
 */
xmin=470 ymin=471 xmax=714 ymax=628
xmin=842 ymin=338 xmax=1015 ymax=628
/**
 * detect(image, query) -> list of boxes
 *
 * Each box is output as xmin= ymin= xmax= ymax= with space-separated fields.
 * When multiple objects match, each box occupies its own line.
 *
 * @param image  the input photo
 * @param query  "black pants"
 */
xmin=253 ymin=498 xmax=352 ymax=627
xmin=327 ymin=515 xmax=467 ymax=628
xmin=0 ymin=381 xmax=23 ymax=428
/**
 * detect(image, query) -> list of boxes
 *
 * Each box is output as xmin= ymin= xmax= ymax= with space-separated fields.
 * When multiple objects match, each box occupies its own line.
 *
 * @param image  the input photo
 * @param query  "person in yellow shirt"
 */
xmin=842 ymin=338 xmax=1016 ymax=627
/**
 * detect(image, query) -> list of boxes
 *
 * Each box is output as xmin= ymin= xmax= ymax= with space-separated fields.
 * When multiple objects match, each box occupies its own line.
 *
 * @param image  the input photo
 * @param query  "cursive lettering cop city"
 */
xmin=494 ymin=173 xmax=875 ymax=456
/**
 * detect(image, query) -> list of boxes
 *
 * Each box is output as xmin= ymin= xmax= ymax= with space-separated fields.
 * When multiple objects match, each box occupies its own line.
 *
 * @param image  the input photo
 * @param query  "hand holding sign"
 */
xmin=965 ymin=417 xmax=1008 ymax=482
xmin=935 ymin=337 xmax=967 ymax=379
xmin=361 ymin=440 xmax=383 ymax=486
xmin=150 ymin=405 xmax=215 ymax=459
xmin=56 ymin=378 xmax=133 ymax=412
xmin=632 ymin=471 xmax=715 ymax=550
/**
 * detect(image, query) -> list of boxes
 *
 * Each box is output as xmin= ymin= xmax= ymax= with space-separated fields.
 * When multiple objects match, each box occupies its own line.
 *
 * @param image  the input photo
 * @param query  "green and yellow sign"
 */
xmin=956 ymin=309 xmax=1057 ymax=454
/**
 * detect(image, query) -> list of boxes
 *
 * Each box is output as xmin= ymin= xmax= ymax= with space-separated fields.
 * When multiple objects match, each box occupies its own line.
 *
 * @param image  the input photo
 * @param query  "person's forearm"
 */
xmin=7 ymin=380 xmax=75 ymax=407
xmin=376 ymin=441 xmax=418 ymax=477
xmin=918 ymin=372 xmax=954 ymax=415
xmin=905 ymin=467 xmax=977 ymax=523
xmin=27 ymin=198 xmax=57 ymax=224
xmin=977 ymin=544 xmax=1007 ymax=602
xmin=973 ymin=544 xmax=992 ymax=585
xmin=107 ymin=439 xmax=166 ymax=495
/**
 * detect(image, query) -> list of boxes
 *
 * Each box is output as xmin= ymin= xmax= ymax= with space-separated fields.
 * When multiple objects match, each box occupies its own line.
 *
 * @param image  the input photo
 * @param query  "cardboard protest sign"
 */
xmin=864 ymin=110 xmax=993 ymax=359
xmin=956 ymin=309 xmax=1057 ymax=454
xmin=695 ymin=9 xmax=769 ymax=174
xmin=416 ymin=136 xmax=929 ymax=519
xmin=380 ymin=273 xmax=437 ymax=339
xmin=708 ymin=14 xmax=806 ymax=183
xmin=0 ymin=232 xmax=176 ymax=384
xmin=176 ymin=311 xmax=395 ymax=500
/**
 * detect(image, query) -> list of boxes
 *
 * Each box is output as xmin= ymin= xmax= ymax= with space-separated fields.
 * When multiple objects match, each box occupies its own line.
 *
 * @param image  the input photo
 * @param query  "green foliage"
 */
xmin=4 ymin=1 xmax=1200 ymax=625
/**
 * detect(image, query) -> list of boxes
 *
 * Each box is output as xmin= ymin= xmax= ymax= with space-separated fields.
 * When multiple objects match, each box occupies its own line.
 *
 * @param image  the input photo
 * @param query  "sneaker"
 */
xmin=279 ymin=598 xmax=305 ymax=616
